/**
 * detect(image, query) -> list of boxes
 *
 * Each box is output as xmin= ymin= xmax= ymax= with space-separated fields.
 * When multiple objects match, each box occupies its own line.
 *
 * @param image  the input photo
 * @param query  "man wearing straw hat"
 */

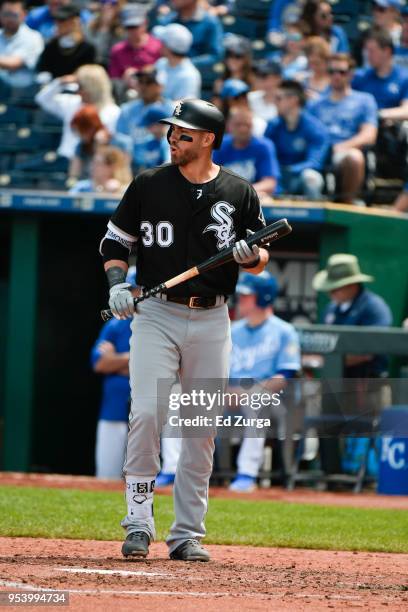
xmin=312 ymin=253 xmax=392 ymax=377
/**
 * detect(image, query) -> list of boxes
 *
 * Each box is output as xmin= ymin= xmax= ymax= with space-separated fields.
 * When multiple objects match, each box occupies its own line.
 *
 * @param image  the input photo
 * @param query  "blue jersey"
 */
xmin=113 ymin=99 xmax=173 ymax=165
xmin=352 ymin=66 xmax=408 ymax=109
xmin=229 ymin=315 xmax=301 ymax=381
xmin=265 ymin=110 xmax=329 ymax=172
xmin=323 ymin=288 xmax=392 ymax=376
xmin=309 ymin=89 xmax=378 ymax=145
xmin=90 ymin=319 xmax=132 ymax=421
xmin=213 ymin=135 xmax=280 ymax=183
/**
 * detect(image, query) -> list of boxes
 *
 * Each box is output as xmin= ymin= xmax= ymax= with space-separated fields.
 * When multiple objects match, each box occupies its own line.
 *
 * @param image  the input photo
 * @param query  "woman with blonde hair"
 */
xmin=35 ymin=64 xmax=120 ymax=164
xmin=303 ymin=36 xmax=331 ymax=99
xmin=70 ymin=145 xmax=132 ymax=195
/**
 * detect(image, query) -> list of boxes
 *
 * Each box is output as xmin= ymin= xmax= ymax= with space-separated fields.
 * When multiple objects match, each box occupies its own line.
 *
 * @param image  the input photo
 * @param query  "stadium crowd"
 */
xmin=1 ymin=0 xmax=408 ymax=208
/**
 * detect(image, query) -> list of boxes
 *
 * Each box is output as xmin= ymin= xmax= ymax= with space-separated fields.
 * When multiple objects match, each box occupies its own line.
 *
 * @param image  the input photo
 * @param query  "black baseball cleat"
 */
xmin=122 ymin=531 xmax=150 ymax=558
xmin=170 ymin=539 xmax=210 ymax=562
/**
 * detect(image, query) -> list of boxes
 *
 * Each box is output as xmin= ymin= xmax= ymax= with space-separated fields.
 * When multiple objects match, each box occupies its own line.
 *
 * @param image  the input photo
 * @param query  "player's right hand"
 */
xmin=109 ymin=283 xmax=135 ymax=319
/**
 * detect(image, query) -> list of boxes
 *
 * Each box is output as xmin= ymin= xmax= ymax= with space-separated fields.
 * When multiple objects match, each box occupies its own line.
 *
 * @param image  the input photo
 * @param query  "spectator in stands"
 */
xmin=265 ymin=80 xmax=328 ymax=200
xmin=213 ymin=107 xmax=279 ymax=198
xmin=309 ymin=53 xmax=378 ymax=203
xmin=214 ymin=35 xmax=253 ymax=101
xmin=90 ymin=266 xmax=138 ymax=479
xmin=222 ymin=34 xmax=252 ymax=85
xmin=68 ymin=104 xmax=110 ymax=185
xmin=248 ymin=58 xmax=281 ymax=123
xmin=69 ymin=144 xmax=132 ymax=194
xmin=36 ymin=4 xmax=96 ymax=78
xmin=108 ymin=3 xmax=162 ymax=86
xmin=372 ymin=0 xmax=403 ymax=47
xmin=26 ymin=0 xmax=91 ymax=42
xmin=313 ymin=253 xmax=392 ymax=376
xmin=113 ymin=65 xmax=173 ymax=167
xmin=35 ymin=64 xmax=120 ymax=165
xmin=274 ymin=22 xmax=308 ymax=80
xmin=394 ymin=6 xmax=408 ymax=69
xmin=303 ymin=35 xmax=331 ymax=99
xmin=0 ymin=0 xmax=44 ymax=89
xmin=153 ymin=22 xmax=201 ymax=101
xmin=219 ymin=78 xmax=266 ymax=136
xmin=130 ymin=103 xmax=170 ymax=173
xmin=158 ymin=0 xmax=223 ymax=68
xmin=300 ymin=0 xmax=349 ymax=53
xmin=353 ymin=27 xmax=408 ymax=119
xmin=267 ymin=0 xmax=303 ymax=47
xmin=84 ymin=0 xmax=125 ymax=68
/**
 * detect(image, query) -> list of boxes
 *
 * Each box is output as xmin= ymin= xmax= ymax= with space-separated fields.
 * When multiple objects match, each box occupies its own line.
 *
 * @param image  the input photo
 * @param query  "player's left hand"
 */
xmin=233 ymin=231 xmax=260 ymax=267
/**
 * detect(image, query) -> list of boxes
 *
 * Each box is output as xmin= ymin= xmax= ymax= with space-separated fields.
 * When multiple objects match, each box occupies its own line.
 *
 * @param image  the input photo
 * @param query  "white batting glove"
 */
xmin=109 ymin=283 xmax=135 ymax=319
xmin=233 ymin=231 xmax=260 ymax=268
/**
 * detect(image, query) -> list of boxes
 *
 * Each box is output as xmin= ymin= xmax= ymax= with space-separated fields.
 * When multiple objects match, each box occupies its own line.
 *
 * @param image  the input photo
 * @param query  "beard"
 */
xmin=171 ymin=146 xmax=200 ymax=166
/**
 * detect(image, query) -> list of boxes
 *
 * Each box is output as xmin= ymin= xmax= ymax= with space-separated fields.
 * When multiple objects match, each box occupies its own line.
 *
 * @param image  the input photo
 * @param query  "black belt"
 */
xmin=160 ymin=294 xmax=226 ymax=309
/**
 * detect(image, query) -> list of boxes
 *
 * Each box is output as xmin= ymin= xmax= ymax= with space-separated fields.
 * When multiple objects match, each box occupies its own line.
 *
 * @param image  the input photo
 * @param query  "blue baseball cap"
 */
xmin=126 ymin=266 xmax=137 ymax=287
xmin=236 ymin=271 xmax=278 ymax=308
xmin=140 ymin=105 xmax=169 ymax=127
xmin=220 ymin=78 xmax=250 ymax=99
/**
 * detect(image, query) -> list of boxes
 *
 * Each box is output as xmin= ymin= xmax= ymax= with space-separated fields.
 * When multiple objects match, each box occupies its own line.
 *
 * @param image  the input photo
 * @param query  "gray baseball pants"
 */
xmin=121 ymin=296 xmax=231 ymax=553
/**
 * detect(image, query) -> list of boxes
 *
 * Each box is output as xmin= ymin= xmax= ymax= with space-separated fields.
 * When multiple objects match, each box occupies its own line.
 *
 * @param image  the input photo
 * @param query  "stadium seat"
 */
xmin=222 ymin=14 xmax=265 ymax=39
xmin=0 ymin=104 xmax=30 ymax=126
xmin=0 ymin=126 xmax=60 ymax=153
xmin=234 ymin=0 xmax=273 ymax=19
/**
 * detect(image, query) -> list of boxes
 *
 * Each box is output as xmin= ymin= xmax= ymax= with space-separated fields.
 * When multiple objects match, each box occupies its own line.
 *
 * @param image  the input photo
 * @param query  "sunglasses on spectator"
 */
xmin=226 ymin=52 xmax=245 ymax=59
xmin=318 ymin=11 xmax=332 ymax=19
xmin=328 ymin=68 xmax=349 ymax=75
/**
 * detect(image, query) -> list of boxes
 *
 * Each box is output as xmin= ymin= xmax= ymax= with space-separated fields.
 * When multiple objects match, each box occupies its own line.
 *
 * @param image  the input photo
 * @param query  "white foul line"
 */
xmin=56 ymin=567 xmax=170 ymax=578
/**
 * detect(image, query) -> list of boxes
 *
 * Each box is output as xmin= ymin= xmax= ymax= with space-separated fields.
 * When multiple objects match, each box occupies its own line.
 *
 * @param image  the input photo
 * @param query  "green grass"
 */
xmin=0 ymin=486 xmax=407 ymax=553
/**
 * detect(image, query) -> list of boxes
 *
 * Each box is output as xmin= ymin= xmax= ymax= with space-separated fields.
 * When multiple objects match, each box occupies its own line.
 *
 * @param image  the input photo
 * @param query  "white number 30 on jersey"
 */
xmin=140 ymin=221 xmax=174 ymax=247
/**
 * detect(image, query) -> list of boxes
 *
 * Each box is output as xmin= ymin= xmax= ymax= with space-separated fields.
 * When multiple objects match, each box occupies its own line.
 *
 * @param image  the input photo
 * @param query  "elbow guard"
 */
xmin=99 ymin=220 xmax=137 ymax=263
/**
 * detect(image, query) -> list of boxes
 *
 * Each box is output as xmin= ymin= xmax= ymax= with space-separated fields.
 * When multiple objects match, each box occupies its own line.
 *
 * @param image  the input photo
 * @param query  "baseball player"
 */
xmin=99 ymin=98 xmax=270 ymax=562
xmin=229 ymin=271 xmax=301 ymax=493
xmin=91 ymin=267 xmax=138 ymax=479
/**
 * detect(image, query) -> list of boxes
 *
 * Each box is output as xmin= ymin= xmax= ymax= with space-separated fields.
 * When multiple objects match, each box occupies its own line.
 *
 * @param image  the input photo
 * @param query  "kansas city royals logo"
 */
xmin=204 ymin=201 xmax=236 ymax=250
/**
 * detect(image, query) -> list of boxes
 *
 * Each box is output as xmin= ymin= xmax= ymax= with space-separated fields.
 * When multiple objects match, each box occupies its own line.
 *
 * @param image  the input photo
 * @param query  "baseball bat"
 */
xmin=101 ymin=218 xmax=292 ymax=321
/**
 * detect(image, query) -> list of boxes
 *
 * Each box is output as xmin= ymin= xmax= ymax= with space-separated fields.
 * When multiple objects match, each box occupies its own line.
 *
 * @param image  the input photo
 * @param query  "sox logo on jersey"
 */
xmin=204 ymin=201 xmax=236 ymax=250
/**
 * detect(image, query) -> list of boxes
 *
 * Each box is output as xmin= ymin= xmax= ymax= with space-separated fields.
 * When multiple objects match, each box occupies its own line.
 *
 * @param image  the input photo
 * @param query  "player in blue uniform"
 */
xmin=91 ymin=267 xmax=138 ymax=479
xmin=228 ymin=271 xmax=301 ymax=493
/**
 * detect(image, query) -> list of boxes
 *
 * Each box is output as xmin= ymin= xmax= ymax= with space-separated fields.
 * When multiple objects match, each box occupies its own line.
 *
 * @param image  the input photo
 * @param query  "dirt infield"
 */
xmin=1 ymin=472 xmax=408 ymax=510
xmin=1 ymin=473 xmax=408 ymax=610
xmin=0 ymin=537 xmax=407 ymax=611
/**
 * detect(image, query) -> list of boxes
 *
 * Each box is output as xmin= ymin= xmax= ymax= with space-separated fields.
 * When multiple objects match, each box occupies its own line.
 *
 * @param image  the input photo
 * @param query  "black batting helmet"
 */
xmin=159 ymin=99 xmax=225 ymax=149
